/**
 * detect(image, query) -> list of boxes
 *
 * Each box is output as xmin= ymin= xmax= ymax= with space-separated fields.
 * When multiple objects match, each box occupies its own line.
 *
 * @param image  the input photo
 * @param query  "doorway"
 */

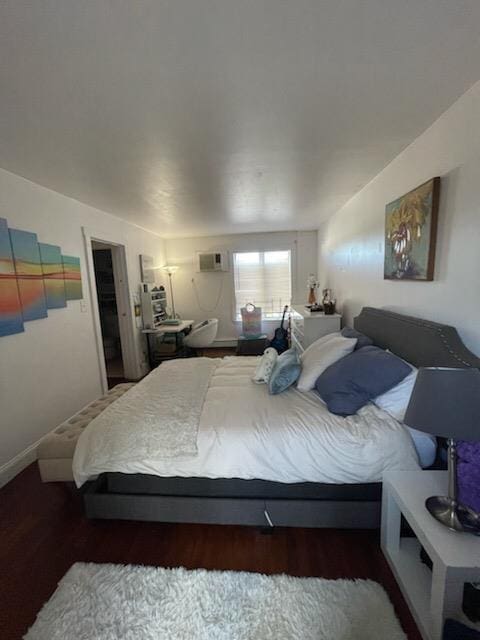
xmin=91 ymin=241 xmax=125 ymax=387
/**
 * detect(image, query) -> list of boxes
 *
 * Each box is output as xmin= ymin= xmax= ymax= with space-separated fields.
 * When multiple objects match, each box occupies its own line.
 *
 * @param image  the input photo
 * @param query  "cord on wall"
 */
xmin=191 ymin=272 xmax=225 ymax=313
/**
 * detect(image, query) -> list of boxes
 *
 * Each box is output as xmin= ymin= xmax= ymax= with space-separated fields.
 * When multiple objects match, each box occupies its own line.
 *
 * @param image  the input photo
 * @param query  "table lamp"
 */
xmin=404 ymin=367 xmax=480 ymax=532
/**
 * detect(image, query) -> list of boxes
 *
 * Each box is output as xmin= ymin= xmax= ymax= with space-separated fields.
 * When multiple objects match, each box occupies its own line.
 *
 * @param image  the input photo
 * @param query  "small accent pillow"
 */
xmin=297 ymin=335 xmax=357 ymax=392
xmin=315 ymin=345 xmax=412 ymax=416
xmin=252 ymin=347 xmax=278 ymax=384
xmin=341 ymin=326 xmax=373 ymax=350
xmin=268 ymin=348 xmax=301 ymax=395
xmin=374 ymin=366 xmax=418 ymax=421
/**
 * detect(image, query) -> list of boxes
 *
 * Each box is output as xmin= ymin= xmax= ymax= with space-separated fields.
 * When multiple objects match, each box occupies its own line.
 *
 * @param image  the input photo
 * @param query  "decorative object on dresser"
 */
xmin=382 ymin=470 xmax=480 ymax=640
xmin=384 ymin=177 xmax=440 ymax=281
xmin=404 ymin=367 xmax=480 ymax=533
xmin=306 ymin=273 xmax=319 ymax=305
xmin=290 ymin=304 xmax=341 ymax=352
xmin=321 ymin=288 xmax=336 ymax=315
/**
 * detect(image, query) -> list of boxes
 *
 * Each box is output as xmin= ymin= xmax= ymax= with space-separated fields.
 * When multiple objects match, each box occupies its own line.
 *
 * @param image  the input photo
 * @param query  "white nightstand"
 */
xmin=381 ymin=471 xmax=480 ymax=640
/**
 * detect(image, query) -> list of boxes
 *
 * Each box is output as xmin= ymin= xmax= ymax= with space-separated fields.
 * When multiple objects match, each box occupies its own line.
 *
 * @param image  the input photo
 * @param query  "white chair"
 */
xmin=184 ymin=318 xmax=219 ymax=355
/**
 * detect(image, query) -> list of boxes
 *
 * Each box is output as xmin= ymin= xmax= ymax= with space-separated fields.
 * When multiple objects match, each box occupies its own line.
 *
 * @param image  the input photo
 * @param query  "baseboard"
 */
xmin=0 ymin=438 xmax=41 ymax=489
xmin=0 ymin=394 xmax=104 ymax=489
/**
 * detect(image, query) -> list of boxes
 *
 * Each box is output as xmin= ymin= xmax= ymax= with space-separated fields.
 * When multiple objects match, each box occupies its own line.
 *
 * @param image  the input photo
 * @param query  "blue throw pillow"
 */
xmin=341 ymin=326 xmax=373 ymax=350
xmin=268 ymin=348 xmax=301 ymax=395
xmin=315 ymin=345 xmax=411 ymax=416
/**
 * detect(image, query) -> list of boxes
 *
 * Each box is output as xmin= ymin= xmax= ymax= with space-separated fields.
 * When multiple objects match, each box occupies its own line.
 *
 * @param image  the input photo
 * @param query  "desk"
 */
xmin=142 ymin=320 xmax=194 ymax=368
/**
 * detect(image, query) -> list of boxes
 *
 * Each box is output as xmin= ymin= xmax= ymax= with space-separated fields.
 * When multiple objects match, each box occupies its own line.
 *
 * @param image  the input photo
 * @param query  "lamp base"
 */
xmin=457 ymin=504 xmax=480 ymax=536
xmin=426 ymin=496 xmax=464 ymax=532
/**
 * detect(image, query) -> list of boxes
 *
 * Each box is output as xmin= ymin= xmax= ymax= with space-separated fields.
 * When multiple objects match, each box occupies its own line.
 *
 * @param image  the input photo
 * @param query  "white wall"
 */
xmin=318 ymin=80 xmax=480 ymax=356
xmin=165 ymin=231 xmax=317 ymax=342
xmin=0 ymin=168 xmax=165 ymax=474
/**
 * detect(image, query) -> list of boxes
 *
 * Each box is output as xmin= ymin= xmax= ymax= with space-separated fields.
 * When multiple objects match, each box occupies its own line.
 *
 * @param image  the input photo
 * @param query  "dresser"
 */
xmin=290 ymin=305 xmax=342 ymax=352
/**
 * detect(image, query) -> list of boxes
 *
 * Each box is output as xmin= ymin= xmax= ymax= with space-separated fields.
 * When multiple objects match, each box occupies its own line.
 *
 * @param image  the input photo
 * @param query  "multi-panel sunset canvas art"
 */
xmin=62 ymin=255 xmax=83 ymax=300
xmin=9 ymin=229 xmax=48 ymax=322
xmin=0 ymin=218 xmax=83 ymax=337
xmin=39 ymin=243 xmax=67 ymax=308
xmin=0 ymin=218 xmax=24 ymax=337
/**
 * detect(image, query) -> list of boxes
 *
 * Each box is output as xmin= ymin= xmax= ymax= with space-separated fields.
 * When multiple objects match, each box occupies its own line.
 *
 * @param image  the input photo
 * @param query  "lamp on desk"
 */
xmin=404 ymin=367 xmax=480 ymax=532
xmin=160 ymin=265 xmax=179 ymax=319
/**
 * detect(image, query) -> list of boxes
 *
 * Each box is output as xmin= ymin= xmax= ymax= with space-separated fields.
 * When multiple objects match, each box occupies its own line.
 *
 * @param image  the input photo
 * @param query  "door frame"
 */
xmin=82 ymin=227 xmax=139 ymax=394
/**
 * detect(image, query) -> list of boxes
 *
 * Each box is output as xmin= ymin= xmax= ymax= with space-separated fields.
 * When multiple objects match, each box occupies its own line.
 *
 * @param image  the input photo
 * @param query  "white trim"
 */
xmin=0 ymin=415 xmax=71 ymax=488
xmin=82 ymin=227 xmax=139 ymax=393
xmin=110 ymin=245 xmax=138 ymax=380
xmin=0 ymin=440 xmax=39 ymax=489
xmin=83 ymin=231 xmax=108 ymax=393
xmin=0 ymin=387 xmax=128 ymax=488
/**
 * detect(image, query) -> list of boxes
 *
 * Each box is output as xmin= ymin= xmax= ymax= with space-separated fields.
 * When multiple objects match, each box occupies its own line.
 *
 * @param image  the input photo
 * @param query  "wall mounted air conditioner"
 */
xmin=196 ymin=251 xmax=229 ymax=272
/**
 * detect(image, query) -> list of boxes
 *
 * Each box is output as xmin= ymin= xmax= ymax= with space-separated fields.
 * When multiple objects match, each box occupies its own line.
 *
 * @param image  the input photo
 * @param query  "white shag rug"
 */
xmin=25 ymin=563 xmax=407 ymax=640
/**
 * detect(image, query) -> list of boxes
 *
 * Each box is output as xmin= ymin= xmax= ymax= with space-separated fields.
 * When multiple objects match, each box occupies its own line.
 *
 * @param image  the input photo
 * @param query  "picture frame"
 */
xmin=140 ymin=254 xmax=155 ymax=284
xmin=384 ymin=177 xmax=440 ymax=281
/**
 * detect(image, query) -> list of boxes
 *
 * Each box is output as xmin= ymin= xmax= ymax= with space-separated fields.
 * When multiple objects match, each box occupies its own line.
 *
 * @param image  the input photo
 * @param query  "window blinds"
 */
xmin=233 ymin=250 xmax=291 ymax=319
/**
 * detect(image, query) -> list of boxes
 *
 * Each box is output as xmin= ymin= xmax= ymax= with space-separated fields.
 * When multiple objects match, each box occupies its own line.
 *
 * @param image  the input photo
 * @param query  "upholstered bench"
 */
xmin=37 ymin=383 xmax=136 ymax=482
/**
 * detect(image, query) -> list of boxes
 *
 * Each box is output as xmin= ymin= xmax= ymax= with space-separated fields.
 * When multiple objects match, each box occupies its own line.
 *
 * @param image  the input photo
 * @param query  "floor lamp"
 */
xmin=161 ymin=265 xmax=179 ymax=319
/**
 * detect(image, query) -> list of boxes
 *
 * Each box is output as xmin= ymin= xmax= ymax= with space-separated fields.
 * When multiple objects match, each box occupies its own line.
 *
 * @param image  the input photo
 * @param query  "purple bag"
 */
xmin=457 ymin=441 xmax=480 ymax=513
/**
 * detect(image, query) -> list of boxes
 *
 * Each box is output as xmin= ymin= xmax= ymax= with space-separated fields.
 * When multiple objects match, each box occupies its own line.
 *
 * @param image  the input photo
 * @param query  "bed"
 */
xmin=76 ymin=307 xmax=480 ymax=528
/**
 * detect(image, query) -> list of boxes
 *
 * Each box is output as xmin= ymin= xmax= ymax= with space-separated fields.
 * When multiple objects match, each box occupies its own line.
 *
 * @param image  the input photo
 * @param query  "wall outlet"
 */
xmin=80 ymin=300 xmax=88 ymax=313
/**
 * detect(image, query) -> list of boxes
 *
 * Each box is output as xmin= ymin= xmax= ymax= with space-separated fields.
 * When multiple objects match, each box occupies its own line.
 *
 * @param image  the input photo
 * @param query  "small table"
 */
xmin=142 ymin=320 xmax=194 ymax=368
xmin=236 ymin=334 xmax=269 ymax=356
xmin=381 ymin=470 xmax=480 ymax=640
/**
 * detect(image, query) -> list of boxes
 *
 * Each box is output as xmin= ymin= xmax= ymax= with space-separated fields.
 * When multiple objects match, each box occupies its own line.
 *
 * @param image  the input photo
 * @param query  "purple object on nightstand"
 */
xmin=457 ymin=441 xmax=480 ymax=514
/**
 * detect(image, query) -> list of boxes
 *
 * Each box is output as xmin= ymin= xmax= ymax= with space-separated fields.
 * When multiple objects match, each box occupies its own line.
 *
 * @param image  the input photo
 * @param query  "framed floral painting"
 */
xmin=384 ymin=177 xmax=440 ymax=281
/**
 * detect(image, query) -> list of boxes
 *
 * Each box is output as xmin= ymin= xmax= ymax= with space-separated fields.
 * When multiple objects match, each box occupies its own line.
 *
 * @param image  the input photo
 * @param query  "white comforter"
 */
xmin=73 ymin=357 xmax=420 ymax=487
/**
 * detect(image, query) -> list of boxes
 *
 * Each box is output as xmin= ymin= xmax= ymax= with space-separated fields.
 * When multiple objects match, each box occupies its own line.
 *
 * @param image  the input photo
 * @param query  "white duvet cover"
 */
xmin=74 ymin=357 xmax=420 ymax=487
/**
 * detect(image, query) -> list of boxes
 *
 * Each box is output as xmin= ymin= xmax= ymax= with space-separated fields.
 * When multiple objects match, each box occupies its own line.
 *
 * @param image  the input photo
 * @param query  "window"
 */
xmin=233 ymin=250 xmax=292 ymax=320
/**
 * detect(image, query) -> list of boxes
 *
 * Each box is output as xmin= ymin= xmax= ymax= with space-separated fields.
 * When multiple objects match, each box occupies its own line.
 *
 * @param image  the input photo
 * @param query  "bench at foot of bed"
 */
xmin=37 ymin=383 xmax=136 ymax=482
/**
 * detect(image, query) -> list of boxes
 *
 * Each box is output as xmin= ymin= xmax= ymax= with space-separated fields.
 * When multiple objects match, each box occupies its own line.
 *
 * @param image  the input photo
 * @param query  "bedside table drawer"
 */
xmin=291 ymin=323 xmax=304 ymax=345
xmin=290 ymin=331 xmax=304 ymax=353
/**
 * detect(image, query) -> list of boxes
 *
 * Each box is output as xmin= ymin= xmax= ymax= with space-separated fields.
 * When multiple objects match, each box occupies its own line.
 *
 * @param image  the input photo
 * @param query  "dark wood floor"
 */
xmin=0 ymin=463 xmax=421 ymax=640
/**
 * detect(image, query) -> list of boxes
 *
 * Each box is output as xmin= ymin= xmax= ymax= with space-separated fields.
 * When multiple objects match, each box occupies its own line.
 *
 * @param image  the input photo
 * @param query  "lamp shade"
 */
xmin=404 ymin=367 xmax=480 ymax=440
xmin=161 ymin=265 xmax=179 ymax=275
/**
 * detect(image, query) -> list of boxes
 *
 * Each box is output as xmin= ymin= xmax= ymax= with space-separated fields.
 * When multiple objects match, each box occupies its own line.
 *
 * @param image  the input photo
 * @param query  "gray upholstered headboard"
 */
xmin=354 ymin=307 xmax=480 ymax=369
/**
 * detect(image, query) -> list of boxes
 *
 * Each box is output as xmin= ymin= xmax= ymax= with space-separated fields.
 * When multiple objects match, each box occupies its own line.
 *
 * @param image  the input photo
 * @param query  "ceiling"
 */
xmin=1 ymin=1 xmax=480 ymax=238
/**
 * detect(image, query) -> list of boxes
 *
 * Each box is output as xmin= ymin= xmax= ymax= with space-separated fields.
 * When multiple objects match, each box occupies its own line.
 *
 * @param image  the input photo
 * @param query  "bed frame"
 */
xmin=84 ymin=307 xmax=480 ymax=528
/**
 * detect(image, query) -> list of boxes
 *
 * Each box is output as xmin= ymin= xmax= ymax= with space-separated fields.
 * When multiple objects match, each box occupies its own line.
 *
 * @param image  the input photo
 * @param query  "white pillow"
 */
xmin=374 ymin=367 xmax=418 ymax=421
xmin=301 ymin=331 xmax=340 ymax=358
xmin=297 ymin=335 xmax=357 ymax=392
xmin=252 ymin=347 xmax=278 ymax=384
